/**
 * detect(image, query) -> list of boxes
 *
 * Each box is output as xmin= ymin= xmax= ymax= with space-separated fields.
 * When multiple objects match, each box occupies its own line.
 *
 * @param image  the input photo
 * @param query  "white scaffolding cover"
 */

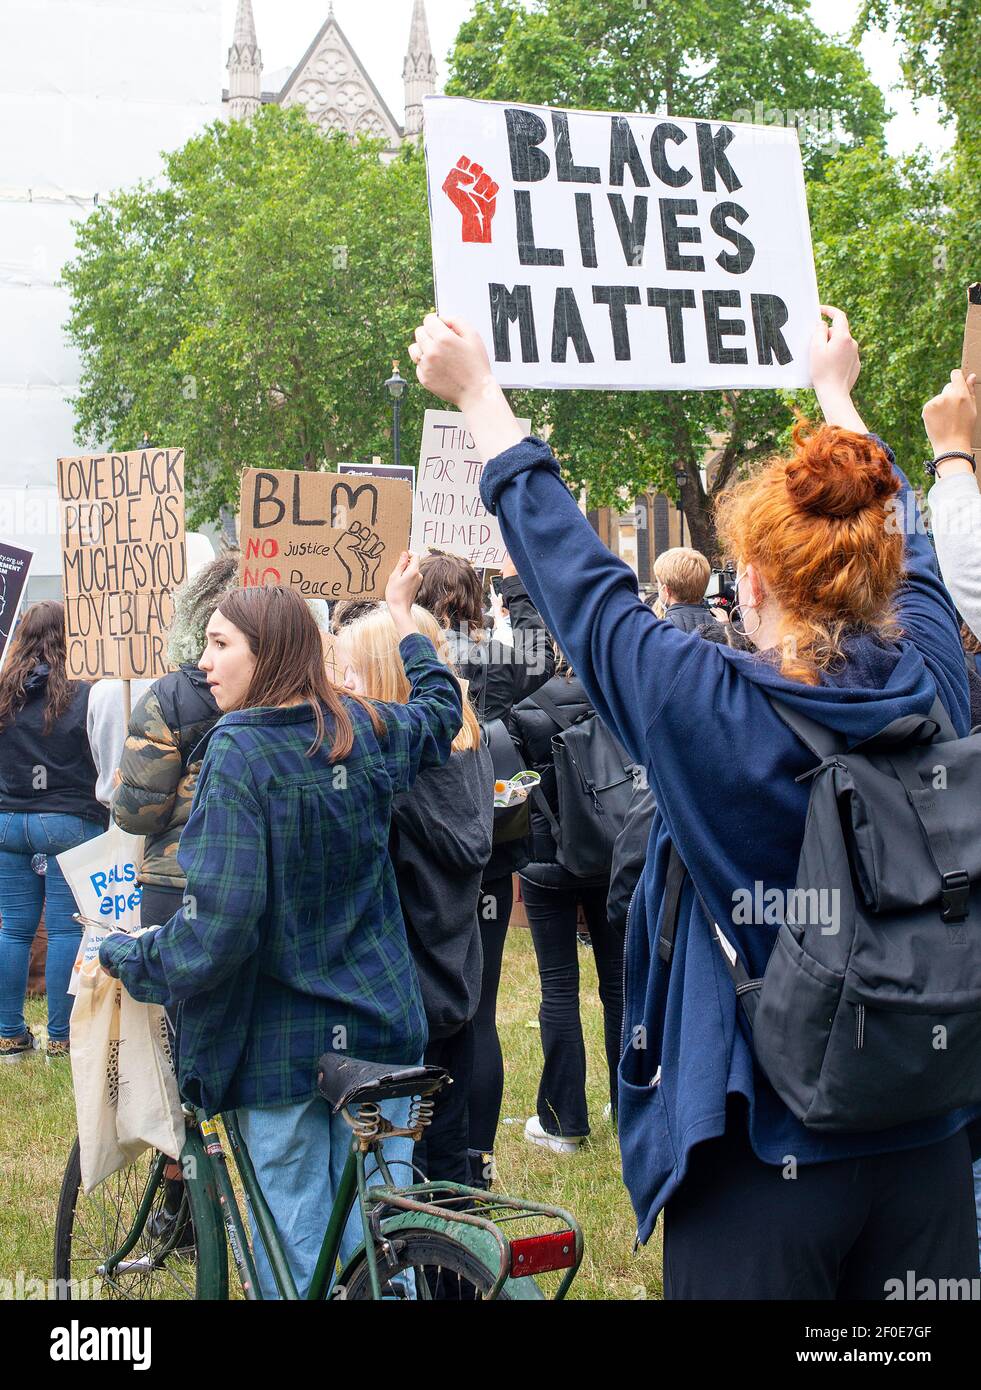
xmin=0 ymin=0 xmax=222 ymax=573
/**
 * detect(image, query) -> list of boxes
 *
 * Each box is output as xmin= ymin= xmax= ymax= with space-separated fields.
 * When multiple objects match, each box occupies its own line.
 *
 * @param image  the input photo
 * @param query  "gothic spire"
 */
xmin=227 ymin=0 xmax=263 ymax=122
xmin=403 ymin=0 xmax=436 ymax=139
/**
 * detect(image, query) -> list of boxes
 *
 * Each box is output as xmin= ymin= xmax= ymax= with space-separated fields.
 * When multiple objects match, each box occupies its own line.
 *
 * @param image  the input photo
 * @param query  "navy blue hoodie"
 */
xmin=480 ymin=434 xmax=981 ymax=1246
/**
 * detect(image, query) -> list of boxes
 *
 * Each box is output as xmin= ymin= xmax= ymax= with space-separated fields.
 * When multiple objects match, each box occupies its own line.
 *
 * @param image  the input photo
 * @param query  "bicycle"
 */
xmin=54 ymin=1053 xmax=584 ymax=1300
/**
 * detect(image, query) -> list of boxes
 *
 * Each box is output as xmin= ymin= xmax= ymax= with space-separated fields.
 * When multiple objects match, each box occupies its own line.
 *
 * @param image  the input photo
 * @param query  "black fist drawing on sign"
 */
xmin=333 ymin=521 xmax=385 ymax=595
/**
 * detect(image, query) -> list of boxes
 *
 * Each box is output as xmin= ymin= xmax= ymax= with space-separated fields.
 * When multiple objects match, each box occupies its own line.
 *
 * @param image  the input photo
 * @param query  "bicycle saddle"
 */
xmin=316 ymin=1053 xmax=450 ymax=1111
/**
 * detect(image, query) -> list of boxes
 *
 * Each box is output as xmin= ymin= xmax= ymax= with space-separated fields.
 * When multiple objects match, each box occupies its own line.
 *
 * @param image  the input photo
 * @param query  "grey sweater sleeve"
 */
xmin=86 ymin=679 xmax=154 ymax=806
xmin=927 ymin=473 xmax=981 ymax=639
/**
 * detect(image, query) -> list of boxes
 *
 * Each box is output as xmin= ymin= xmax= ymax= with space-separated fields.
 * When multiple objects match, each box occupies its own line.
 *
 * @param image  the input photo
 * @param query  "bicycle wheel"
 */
xmin=53 ymin=1135 xmax=228 ymax=1301
xmin=338 ymin=1228 xmax=522 ymax=1301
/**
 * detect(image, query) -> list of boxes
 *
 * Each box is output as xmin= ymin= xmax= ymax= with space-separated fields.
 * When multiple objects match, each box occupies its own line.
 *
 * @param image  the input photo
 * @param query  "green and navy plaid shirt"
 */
xmin=100 ymin=634 xmax=463 ymax=1116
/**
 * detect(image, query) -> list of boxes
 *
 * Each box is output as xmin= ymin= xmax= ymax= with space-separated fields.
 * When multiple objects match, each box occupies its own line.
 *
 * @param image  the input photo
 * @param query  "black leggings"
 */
xmin=467 ymin=874 xmax=513 ymax=1155
xmin=663 ymin=1105 xmax=980 ymax=1300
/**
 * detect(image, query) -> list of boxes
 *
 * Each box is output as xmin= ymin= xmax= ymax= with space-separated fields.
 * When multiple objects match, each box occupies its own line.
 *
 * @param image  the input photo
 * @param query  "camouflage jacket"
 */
xmin=112 ymin=665 xmax=221 ymax=888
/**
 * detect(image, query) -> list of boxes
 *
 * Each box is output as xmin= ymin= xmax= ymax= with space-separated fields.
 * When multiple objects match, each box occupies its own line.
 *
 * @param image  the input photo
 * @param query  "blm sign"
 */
xmin=239 ymin=468 xmax=412 ymax=600
xmin=424 ymin=95 xmax=819 ymax=390
xmin=57 ymin=449 xmax=186 ymax=680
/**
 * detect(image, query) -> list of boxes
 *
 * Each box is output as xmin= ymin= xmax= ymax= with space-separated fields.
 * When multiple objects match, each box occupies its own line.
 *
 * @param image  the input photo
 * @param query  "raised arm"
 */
xmin=376 ymin=550 xmax=463 ymax=789
xmin=408 ymin=315 xmax=700 ymax=763
xmin=924 ymin=369 xmax=981 ymax=638
xmin=812 ymin=312 xmax=971 ymax=730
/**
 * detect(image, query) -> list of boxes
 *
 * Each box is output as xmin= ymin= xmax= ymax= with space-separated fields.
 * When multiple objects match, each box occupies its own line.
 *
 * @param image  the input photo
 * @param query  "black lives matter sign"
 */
xmin=425 ymin=95 xmax=819 ymax=391
xmin=57 ymin=449 xmax=186 ymax=680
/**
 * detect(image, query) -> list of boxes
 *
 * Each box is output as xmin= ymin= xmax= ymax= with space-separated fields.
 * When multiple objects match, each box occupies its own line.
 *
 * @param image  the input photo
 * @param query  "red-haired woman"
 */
xmin=407 ymin=308 xmax=980 ymax=1298
xmin=99 ymin=555 xmax=463 ymax=1297
xmin=0 ymin=602 xmax=106 ymax=1061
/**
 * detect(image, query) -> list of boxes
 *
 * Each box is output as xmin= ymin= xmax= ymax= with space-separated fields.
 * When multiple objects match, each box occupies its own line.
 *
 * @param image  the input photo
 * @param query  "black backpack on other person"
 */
xmin=526 ymin=685 xmax=636 ymax=879
xmin=659 ymin=695 xmax=981 ymax=1133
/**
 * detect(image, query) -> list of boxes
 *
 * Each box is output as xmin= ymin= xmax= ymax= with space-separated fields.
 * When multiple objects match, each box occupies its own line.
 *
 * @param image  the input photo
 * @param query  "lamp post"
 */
xmin=674 ymin=467 xmax=688 ymax=546
xmin=384 ymin=361 xmax=407 ymax=470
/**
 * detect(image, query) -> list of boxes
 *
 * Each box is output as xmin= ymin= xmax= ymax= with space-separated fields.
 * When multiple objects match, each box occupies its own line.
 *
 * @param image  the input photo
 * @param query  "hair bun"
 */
xmin=785 ymin=424 xmax=896 ymax=519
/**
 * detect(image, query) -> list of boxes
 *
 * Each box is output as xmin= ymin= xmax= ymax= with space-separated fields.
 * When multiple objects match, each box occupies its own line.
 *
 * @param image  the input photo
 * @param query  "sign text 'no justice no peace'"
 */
xmin=425 ymin=96 xmax=819 ymax=390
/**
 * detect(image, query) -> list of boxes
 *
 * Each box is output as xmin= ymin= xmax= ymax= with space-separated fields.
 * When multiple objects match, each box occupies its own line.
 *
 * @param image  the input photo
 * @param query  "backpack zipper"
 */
xmin=854 ymin=1003 xmax=865 ymax=1050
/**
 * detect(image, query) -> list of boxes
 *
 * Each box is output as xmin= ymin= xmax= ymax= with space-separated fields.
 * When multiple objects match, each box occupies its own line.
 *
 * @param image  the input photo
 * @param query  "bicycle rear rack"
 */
xmin=364 ymin=1180 xmax=583 ymax=1300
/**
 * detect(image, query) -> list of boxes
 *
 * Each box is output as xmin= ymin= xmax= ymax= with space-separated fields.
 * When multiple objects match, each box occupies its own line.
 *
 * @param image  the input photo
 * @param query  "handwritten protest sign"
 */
xmin=0 ymin=543 xmax=33 ymax=675
xmin=410 ymin=410 xmax=531 ymax=568
xmin=239 ymin=468 xmax=412 ymax=600
xmin=57 ymin=450 xmax=186 ymax=680
xmin=424 ymin=95 xmax=819 ymax=391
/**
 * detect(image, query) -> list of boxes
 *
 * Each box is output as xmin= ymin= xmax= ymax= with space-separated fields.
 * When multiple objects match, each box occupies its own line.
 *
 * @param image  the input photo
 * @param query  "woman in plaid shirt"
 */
xmin=100 ymin=552 xmax=464 ymax=1296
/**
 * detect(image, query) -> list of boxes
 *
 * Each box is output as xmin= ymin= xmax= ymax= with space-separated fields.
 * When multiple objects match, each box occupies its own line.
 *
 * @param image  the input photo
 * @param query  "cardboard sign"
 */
xmin=238 ymin=468 xmax=412 ymax=601
xmin=409 ymin=409 xmax=531 ymax=568
xmin=961 ymin=283 xmax=981 ymax=453
xmin=424 ymin=95 xmax=819 ymax=391
xmin=0 ymin=543 xmax=33 ymax=674
xmin=339 ymin=461 xmax=416 ymax=493
xmin=57 ymin=449 xmax=186 ymax=680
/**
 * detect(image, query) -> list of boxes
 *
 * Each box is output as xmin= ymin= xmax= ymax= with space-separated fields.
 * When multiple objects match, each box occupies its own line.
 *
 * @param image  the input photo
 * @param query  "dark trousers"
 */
xmin=663 ymin=1108 xmax=981 ymax=1300
xmin=520 ymin=876 xmax=624 ymax=1138
xmin=414 ymin=1021 xmax=475 ymax=1187
xmin=467 ymin=874 xmax=513 ymax=1157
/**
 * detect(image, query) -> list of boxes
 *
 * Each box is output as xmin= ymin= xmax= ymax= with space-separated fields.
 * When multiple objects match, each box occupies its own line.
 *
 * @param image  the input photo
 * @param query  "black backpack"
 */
xmin=527 ymin=686 xmax=636 ymax=879
xmin=659 ymin=694 xmax=981 ymax=1133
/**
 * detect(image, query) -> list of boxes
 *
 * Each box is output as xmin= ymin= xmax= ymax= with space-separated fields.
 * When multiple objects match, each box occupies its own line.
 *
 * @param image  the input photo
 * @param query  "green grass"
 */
xmin=0 ymin=929 xmax=662 ymax=1300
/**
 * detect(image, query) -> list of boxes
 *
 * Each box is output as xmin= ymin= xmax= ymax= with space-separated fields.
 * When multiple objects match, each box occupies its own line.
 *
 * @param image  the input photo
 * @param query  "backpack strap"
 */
xmin=526 ymin=684 xmax=582 ymax=732
xmin=766 ymin=696 xmax=845 ymax=761
xmin=659 ymin=842 xmax=763 ymax=1025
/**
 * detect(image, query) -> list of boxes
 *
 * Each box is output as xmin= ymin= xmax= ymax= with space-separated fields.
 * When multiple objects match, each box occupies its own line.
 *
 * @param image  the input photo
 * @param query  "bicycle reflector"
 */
xmin=508 ymin=1230 xmax=577 ymax=1277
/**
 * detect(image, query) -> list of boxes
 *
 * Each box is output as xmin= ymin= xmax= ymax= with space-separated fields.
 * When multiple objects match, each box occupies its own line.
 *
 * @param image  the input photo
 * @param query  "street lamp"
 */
xmin=674 ymin=467 xmax=688 ymax=546
xmin=384 ymin=361 xmax=407 ymax=470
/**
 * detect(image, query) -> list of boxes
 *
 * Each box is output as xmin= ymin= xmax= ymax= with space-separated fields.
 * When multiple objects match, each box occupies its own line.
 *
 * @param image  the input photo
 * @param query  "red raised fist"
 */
xmin=442 ymin=156 xmax=499 ymax=244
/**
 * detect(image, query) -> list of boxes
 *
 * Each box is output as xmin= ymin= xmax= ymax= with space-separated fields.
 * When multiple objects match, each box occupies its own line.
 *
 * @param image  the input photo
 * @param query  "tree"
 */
xmin=63 ymin=106 xmax=436 ymax=527
xmin=445 ymin=0 xmax=891 ymax=556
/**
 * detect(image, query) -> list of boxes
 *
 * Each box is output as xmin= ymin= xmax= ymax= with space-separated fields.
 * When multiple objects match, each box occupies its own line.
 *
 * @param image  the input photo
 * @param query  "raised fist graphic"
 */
xmin=333 ymin=521 xmax=385 ymax=595
xmin=442 ymin=156 xmax=499 ymax=244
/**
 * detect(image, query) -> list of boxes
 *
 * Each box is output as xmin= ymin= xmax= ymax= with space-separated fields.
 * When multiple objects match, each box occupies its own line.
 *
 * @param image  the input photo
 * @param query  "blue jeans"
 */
xmin=236 ymin=1089 xmax=417 ymax=1300
xmin=0 ymin=812 xmax=104 ymax=1041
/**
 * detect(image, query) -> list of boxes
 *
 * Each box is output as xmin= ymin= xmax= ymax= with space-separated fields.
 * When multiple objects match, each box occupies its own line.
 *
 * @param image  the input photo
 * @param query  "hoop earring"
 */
xmin=730 ymin=603 xmax=762 ymax=638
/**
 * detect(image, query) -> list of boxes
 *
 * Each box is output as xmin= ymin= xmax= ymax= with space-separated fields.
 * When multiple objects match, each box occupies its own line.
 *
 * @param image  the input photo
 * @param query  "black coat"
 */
xmin=444 ymin=576 xmax=555 ymax=724
xmin=389 ymin=743 xmax=494 ymax=1038
xmin=509 ymin=671 xmax=608 ymax=888
xmin=0 ymin=666 xmax=106 ymax=826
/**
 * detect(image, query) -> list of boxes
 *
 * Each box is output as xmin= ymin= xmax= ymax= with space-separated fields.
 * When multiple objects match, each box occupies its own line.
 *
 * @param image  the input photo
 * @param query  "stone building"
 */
xmin=224 ymin=0 xmax=436 ymax=150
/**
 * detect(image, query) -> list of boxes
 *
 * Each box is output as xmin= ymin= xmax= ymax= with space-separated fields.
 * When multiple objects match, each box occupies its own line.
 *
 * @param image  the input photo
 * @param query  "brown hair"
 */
xmin=961 ymin=621 xmax=981 ymax=657
xmin=715 ymin=421 xmax=902 ymax=685
xmin=216 ymin=586 xmax=385 ymax=757
xmin=653 ymin=547 xmax=712 ymax=605
xmin=0 ymin=601 xmax=77 ymax=733
xmin=417 ymin=553 xmax=485 ymax=638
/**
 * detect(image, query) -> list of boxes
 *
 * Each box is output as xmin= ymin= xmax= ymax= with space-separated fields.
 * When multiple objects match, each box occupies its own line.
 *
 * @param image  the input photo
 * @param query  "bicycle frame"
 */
xmin=96 ymin=1105 xmax=583 ymax=1301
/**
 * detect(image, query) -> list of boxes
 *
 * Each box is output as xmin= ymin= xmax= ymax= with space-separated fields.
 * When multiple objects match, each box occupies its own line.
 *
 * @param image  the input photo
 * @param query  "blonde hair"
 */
xmin=653 ymin=547 xmax=711 ymax=605
xmin=339 ymin=604 xmax=481 ymax=752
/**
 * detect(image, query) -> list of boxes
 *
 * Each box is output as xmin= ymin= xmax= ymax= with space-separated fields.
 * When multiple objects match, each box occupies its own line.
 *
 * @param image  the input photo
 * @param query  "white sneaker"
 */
xmin=523 ymin=1115 xmax=583 ymax=1155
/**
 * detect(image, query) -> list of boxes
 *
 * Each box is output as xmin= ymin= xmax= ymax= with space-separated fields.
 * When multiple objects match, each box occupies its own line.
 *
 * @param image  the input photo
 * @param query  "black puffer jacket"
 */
xmin=509 ymin=671 xmax=609 ymax=889
xmin=663 ymin=601 xmax=720 ymax=634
